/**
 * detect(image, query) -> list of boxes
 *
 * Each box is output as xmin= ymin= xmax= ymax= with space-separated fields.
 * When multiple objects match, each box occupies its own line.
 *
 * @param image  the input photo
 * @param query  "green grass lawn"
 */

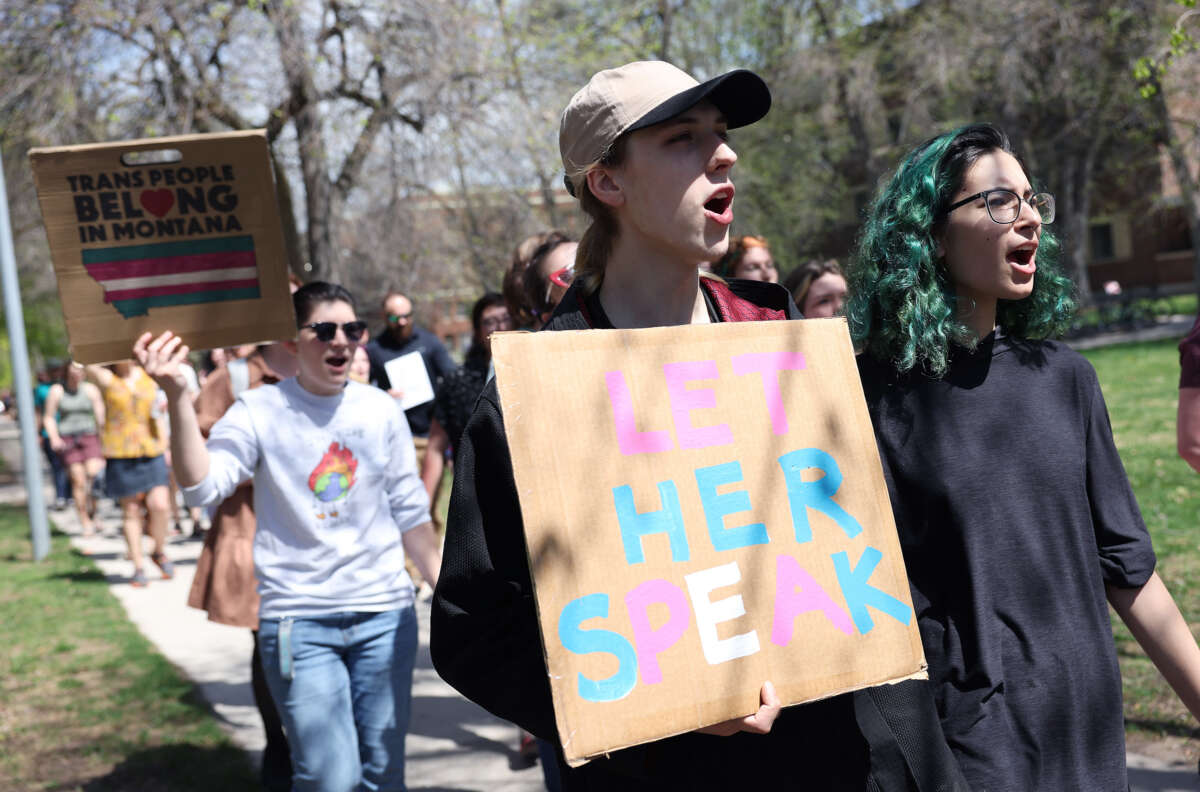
xmin=0 ymin=335 xmax=1195 ymax=783
xmin=0 ymin=510 xmax=257 ymax=791
xmin=1083 ymin=337 xmax=1200 ymax=749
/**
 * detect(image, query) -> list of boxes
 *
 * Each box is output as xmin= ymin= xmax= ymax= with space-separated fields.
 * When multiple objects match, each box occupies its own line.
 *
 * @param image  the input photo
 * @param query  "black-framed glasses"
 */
xmin=387 ymin=312 xmax=412 ymax=323
xmin=946 ymin=189 xmax=1055 ymax=225
xmin=302 ymin=321 xmax=368 ymax=343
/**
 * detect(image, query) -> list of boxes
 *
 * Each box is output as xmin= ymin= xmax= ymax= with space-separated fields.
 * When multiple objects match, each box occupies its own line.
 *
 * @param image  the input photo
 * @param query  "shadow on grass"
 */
xmin=1126 ymin=718 xmax=1200 ymax=739
xmin=51 ymin=567 xmax=108 ymax=584
xmin=73 ymin=743 xmax=257 ymax=792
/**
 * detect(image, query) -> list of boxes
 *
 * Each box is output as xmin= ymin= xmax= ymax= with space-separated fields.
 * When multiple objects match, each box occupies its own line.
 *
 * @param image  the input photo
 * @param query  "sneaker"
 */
xmin=150 ymin=552 xmax=175 ymax=580
xmin=516 ymin=731 xmax=539 ymax=768
xmin=130 ymin=568 xmax=148 ymax=587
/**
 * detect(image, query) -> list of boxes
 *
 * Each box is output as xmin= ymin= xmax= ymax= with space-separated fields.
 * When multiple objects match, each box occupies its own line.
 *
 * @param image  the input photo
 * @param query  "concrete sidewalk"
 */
xmin=47 ymin=501 xmax=546 ymax=791
xmin=45 ymin=500 xmax=1199 ymax=792
xmin=4 ymin=377 xmax=1194 ymax=792
xmin=1066 ymin=315 xmax=1196 ymax=351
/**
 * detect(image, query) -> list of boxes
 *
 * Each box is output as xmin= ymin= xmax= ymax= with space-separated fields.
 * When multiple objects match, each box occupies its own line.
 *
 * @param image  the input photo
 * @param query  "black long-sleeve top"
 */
xmin=431 ymin=279 xmax=970 ymax=791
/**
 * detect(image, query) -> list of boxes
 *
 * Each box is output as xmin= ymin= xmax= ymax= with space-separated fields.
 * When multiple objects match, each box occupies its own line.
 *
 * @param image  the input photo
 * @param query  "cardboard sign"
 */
xmin=492 ymin=318 xmax=925 ymax=766
xmin=384 ymin=351 xmax=435 ymax=410
xmin=29 ymin=131 xmax=296 ymax=364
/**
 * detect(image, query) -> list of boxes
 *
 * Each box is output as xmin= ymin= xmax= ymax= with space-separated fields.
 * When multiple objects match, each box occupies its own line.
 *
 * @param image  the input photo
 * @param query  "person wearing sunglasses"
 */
xmin=134 ymin=281 xmax=442 ymax=791
xmin=366 ymin=290 xmax=458 ymax=556
xmin=366 ymin=290 xmax=458 ymax=441
xmin=502 ymin=230 xmax=576 ymax=330
xmin=848 ymin=123 xmax=1200 ymax=790
xmin=520 ymin=232 xmax=579 ymax=328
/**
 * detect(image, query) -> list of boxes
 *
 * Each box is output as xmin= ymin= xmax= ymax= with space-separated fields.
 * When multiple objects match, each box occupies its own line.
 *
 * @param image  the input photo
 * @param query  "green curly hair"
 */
xmin=846 ymin=123 xmax=1075 ymax=377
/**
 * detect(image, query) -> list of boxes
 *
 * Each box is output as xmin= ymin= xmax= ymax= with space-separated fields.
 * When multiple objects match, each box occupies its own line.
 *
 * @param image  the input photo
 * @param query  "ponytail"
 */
xmin=571 ymin=137 xmax=629 ymax=296
xmin=575 ymin=187 xmax=618 ymax=295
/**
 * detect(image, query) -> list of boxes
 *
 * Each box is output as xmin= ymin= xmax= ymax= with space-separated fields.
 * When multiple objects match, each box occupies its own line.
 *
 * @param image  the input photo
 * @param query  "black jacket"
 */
xmin=431 ymin=280 xmax=969 ymax=791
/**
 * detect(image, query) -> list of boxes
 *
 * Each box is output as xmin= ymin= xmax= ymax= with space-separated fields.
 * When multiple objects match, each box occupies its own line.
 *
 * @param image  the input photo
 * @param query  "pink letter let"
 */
xmin=663 ymin=360 xmax=733 ymax=450
xmin=605 ymin=371 xmax=673 ymax=455
xmin=731 ymin=351 xmax=807 ymax=436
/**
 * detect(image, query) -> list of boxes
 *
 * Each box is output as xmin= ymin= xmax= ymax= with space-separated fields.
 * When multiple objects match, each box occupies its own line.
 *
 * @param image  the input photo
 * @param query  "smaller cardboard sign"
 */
xmin=492 ymin=319 xmax=925 ymax=766
xmin=29 ymin=130 xmax=296 ymax=364
xmin=384 ymin=351 xmax=435 ymax=410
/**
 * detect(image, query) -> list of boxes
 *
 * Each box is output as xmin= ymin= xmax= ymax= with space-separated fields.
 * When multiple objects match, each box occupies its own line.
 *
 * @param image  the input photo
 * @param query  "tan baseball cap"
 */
xmin=559 ymin=61 xmax=771 ymax=197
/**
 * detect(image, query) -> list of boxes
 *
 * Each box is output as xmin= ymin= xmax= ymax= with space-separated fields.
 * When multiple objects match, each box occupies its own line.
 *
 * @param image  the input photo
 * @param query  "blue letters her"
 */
xmin=612 ymin=482 xmax=690 ymax=565
xmin=778 ymin=448 xmax=863 ymax=543
xmin=695 ymin=461 xmax=769 ymax=552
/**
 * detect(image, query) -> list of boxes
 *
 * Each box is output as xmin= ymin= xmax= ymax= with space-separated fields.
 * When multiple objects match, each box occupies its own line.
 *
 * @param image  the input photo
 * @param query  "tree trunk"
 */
xmin=657 ymin=0 xmax=673 ymax=61
xmin=810 ymin=0 xmax=878 ymax=207
xmin=268 ymin=0 xmax=337 ymax=282
xmin=495 ymin=0 xmax=562 ymax=230
xmin=1057 ymin=150 xmax=1095 ymax=307
xmin=538 ymin=173 xmax=561 ymax=230
xmin=270 ymin=149 xmax=305 ymax=280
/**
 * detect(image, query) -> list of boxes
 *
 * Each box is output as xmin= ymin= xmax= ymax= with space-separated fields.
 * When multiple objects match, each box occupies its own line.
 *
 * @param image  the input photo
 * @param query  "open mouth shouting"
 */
xmin=1007 ymin=241 xmax=1038 ymax=276
xmin=704 ymin=185 xmax=735 ymax=226
xmin=325 ymin=353 xmax=350 ymax=375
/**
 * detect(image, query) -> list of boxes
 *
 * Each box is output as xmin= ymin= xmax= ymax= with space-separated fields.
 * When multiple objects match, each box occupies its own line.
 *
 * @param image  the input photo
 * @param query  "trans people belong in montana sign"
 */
xmin=491 ymin=319 xmax=926 ymax=767
xmin=29 ymin=130 xmax=295 ymax=364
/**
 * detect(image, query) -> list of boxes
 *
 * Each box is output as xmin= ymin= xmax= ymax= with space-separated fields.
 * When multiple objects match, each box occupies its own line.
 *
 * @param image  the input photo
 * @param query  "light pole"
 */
xmin=0 ymin=149 xmax=51 ymax=560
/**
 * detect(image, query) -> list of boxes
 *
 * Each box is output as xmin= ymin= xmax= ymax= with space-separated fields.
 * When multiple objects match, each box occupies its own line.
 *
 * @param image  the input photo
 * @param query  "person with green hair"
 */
xmin=848 ymin=122 xmax=1200 ymax=790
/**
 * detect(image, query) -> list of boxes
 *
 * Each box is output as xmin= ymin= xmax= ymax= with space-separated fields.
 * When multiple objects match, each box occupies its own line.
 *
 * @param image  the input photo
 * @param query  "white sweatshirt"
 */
xmin=182 ymin=378 xmax=432 ymax=618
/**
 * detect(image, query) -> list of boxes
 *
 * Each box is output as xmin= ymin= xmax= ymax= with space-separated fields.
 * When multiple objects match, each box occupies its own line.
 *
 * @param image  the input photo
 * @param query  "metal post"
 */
xmin=0 ymin=149 xmax=51 ymax=560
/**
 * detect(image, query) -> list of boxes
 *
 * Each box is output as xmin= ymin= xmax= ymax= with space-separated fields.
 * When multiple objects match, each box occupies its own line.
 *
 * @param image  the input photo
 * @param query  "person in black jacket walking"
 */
xmin=431 ymin=60 xmax=968 ymax=791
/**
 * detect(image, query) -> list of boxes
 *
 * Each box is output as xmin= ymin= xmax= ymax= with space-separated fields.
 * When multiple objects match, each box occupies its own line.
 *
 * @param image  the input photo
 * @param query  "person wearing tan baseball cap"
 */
xmin=557 ymin=60 xmax=773 ymax=328
xmin=432 ymin=61 xmax=970 ymax=791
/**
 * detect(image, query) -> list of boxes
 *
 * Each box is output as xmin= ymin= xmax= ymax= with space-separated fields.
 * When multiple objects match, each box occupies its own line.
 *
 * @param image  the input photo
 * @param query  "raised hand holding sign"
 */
xmin=133 ymin=331 xmax=192 ymax=401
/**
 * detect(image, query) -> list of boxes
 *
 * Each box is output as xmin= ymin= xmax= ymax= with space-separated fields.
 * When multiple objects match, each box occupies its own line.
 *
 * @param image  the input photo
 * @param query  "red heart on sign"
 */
xmin=139 ymin=189 xmax=174 ymax=217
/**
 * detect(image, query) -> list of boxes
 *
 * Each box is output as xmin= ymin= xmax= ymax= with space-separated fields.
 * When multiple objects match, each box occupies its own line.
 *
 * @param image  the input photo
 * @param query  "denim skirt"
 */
xmin=105 ymin=455 xmax=168 ymax=498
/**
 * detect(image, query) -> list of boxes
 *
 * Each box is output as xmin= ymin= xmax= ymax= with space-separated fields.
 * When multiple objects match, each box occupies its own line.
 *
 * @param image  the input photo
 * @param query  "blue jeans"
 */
xmin=41 ymin=435 xmax=70 ymax=500
xmin=259 ymin=607 xmax=417 ymax=792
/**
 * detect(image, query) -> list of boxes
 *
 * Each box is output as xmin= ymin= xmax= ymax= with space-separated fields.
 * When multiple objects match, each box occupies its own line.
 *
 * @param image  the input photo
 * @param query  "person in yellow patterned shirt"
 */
xmin=86 ymin=361 xmax=174 ymax=587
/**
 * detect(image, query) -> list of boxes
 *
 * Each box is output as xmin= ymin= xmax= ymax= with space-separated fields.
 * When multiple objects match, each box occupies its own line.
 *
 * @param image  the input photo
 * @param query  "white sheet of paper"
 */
xmin=384 ymin=351 xmax=434 ymax=411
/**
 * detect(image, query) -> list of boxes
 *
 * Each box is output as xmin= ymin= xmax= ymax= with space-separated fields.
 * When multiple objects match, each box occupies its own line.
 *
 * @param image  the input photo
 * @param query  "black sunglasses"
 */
xmin=302 ymin=321 xmax=368 ymax=343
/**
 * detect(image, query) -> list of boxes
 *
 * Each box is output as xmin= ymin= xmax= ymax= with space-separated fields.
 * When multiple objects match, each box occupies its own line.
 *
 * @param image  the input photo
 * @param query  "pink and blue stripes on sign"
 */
xmin=82 ymin=235 xmax=260 ymax=318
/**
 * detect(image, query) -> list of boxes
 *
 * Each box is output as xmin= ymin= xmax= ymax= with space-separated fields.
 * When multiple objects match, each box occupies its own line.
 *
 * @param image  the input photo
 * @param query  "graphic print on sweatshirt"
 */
xmin=307 ymin=441 xmax=358 ymax=519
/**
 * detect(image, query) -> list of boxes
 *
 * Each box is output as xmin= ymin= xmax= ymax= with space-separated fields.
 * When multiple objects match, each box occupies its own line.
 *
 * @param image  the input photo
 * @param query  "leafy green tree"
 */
xmin=1136 ymin=0 xmax=1200 ymax=302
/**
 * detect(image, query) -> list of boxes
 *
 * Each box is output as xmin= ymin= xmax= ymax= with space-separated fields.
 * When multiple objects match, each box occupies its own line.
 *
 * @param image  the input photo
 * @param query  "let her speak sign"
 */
xmin=492 ymin=319 xmax=926 ymax=766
